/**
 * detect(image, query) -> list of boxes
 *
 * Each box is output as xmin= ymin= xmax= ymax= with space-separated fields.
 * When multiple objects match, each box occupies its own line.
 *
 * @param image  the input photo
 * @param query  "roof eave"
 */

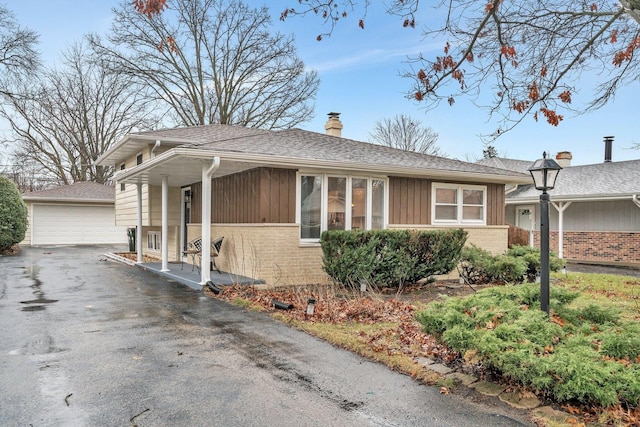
xmin=117 ymin=148 xmax=530 ymax=184
xmin=506 ymin=193 xmax=639 ymax=204
xmin=95 ymin=134 xmax=201 ymax=166
xmin=23 ymin=197 xmax=114 ymax=203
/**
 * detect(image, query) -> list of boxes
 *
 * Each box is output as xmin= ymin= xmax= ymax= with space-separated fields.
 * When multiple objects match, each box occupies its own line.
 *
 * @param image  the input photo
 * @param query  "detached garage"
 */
xmin=21 ymin=182 xmax=127 ymax=246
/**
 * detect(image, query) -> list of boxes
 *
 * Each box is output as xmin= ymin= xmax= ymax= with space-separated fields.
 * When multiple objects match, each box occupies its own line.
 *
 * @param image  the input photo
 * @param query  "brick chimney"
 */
xmin=604 ymin=136 xmax=614 ymax=162
xmin=555 ymin=151 xmax=572 ymax=167
xmin=325 ymin=112 xmax=343 ymax=137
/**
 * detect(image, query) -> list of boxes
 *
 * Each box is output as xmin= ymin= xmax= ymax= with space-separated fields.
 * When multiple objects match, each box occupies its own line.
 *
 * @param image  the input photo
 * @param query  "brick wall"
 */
xmin=186 ymin=224 xmax=510 ymax=287
xmin=388 ymin=225 xmax=509 ymax=255
xmin=188 ymin=224 xmax=328 ymax=286
xmin=532 ymin=231 xmax=640 ymax=264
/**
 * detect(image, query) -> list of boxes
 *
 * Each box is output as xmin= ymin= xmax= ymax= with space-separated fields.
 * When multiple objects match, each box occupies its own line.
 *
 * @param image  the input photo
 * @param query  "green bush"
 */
xmin=416 ymin=284 xmax=640 ymax=408
xmin=0 ymin=177 xmax=28 ymax=252
xmin=321 ymin=229 xmax=467 ymax=289
xmin=460 ymin=244 xmax=565 ymax=284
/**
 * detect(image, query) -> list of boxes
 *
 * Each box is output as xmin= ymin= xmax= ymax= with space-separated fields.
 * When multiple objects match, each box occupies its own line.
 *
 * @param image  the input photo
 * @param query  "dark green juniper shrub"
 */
xmin=459 ymin=244 xmax=565 ymax=284
xmin=416 ymin=284 xmax=640 ymax=408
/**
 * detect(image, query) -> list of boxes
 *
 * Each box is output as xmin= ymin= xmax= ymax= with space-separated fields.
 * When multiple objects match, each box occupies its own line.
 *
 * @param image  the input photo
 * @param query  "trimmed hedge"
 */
xmin=459 ymin=244 xmax=565 ymax=284
xmin=0 ymin=176 xmax=28 ymax=252
xmin=321 ymin=229 xmax=467 ymax=288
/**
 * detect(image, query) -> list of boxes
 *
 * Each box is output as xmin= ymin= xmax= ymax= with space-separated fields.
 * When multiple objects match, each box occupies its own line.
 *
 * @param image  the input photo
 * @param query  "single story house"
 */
xmin=94 ymin=114 xmax=530 ymax=286
xmin=21 ymin=181 xmax=127 ymax=246
xmin=478 ymin=141 xmax=640 ymax=266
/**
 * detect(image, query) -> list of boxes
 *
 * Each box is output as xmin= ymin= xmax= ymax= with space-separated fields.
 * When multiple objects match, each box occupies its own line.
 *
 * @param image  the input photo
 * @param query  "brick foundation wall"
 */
xmin=532 ymin=231 xmax=640 ymax=264
xmin=387 ymin=225 xmax=509 ymax=255
xmin=187 ymin=224 xmax=510 ymax=286
xmin=188 ymin=224 xmax=328 ymax=286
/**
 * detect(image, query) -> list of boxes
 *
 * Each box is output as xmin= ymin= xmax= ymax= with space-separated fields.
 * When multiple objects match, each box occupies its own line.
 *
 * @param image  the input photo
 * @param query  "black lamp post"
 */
xmin=528 ymin=152 xmax=562 ymax=316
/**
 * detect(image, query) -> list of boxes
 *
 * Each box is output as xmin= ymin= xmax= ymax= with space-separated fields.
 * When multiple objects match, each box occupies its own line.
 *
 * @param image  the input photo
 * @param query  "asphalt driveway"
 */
xmin=0 ymin=245 xmax=532 ymax=426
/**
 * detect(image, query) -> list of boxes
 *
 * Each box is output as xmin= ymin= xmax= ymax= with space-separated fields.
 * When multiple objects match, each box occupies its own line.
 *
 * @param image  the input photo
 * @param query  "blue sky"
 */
xmin=5 ymin=0 xmax=639 ymax=165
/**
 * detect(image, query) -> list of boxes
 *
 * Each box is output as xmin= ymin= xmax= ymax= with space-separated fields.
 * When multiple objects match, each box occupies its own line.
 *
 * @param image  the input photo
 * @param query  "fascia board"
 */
xmin=23 ymin=197 xmax=113 ymax=203
xmin=117 ymin=147 xmax=531 ymax=185
xmin=178 ymin=149 xmax=531 ymax=185
xmin=506 ymin=193 xmax=637 ymax=204
xmin=95 ymin=134 xmax=201 ymax=166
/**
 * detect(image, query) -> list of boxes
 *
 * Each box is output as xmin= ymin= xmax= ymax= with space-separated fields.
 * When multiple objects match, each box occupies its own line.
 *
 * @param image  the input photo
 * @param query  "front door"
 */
xmin=181 ymin=187 xmax=192 ymax=259
xmin=516 ymin=206 xmax=535 ymax=247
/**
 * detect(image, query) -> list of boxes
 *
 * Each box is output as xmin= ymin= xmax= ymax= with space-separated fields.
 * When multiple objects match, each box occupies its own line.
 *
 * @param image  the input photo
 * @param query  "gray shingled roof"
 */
xmin=489 ymin=158 xmax=640 ymax=200
xmin=160 ymin=126 xmax=527 ymax=178
xmin=22 ymin=182 xmax=115 ymax=202
xmin=131 ymin=124 xmax=271 ymax=142
xmin=476 ymin=157 xmax=534 ymax=174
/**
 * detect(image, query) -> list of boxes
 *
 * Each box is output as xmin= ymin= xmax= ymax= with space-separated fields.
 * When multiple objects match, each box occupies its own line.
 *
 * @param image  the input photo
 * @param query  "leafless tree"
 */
xmin=0 ymin=5 xmax=40 ymax=95
xmin=281 ymin=1 xmax=640 ymax=139
xmin=0 ymin=43 xmax=158 ymax=185
xmin=369 ymin=114 xmax=441 ymax=156
xmin=90 ymin=0 xmax=319 ymax=129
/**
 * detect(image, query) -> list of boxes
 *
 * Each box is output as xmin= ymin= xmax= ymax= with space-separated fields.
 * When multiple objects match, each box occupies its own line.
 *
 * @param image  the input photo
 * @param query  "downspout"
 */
xmin=151 ymin=140 xmax=161 ymax=157
xmin=136 ymin=183 xmax=143 ymax=264
xmin=200 ymin=156 xmax=221 ymax=286
xmin=160 ymin=175 xmax=169 ymax=272
xmin=633 ymin=194 xmax=640 ymax=209
xmin=551 ymin=201 xmax=572 ymax=259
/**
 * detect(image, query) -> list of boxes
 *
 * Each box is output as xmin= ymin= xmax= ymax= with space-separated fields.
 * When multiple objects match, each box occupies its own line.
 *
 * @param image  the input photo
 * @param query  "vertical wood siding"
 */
xmin=388 ymin=177 xmax=431 ymax=224
xmin=191 ymin=167 xmax=296 ymax=224
xmin=389 ymin=177 xmax=505 ymax=226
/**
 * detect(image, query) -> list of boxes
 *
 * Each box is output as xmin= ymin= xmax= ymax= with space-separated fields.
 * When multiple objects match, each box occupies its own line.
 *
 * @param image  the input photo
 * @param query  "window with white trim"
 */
xmin=147 ymin=231 xmax=161 ymax=252
xmin=298 ymin=174 xmax=386 ymax=241
xmin=432 ymin=183 xmax=486 ymax=224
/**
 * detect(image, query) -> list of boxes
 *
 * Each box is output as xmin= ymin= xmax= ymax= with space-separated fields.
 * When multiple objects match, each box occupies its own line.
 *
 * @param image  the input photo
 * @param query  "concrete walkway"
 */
xmin=104 ymin=253 xmax=265 ymax=290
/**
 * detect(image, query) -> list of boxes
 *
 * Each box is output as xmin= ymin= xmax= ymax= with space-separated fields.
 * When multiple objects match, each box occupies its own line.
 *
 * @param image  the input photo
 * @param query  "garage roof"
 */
xmin=22 ymin=182 xmax=115 ymax=203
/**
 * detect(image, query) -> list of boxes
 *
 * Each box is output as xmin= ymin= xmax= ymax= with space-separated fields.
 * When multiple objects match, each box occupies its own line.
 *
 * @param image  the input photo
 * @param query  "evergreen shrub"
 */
xmin=0 ymin=177 xmax=28 ymax=252
xmin=321 ymin=228 xmax=467 ymax=289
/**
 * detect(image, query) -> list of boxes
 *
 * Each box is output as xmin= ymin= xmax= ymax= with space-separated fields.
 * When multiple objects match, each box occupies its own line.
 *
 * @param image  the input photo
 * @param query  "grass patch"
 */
xmin=417 ymin=278 xmax=640 ymax=409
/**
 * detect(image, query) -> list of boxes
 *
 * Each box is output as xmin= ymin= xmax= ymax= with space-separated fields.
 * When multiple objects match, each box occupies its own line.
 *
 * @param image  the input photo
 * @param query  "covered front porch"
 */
xmin=138 ymin=260 xmax=266 ymax=290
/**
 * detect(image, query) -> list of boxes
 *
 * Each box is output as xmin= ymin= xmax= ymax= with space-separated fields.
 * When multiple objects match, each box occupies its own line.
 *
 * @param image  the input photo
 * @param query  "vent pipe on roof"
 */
xmin=325 ymin=112 xmax=343 ymax=137
xmin=604 ymin=136 xmax=614 ymax=162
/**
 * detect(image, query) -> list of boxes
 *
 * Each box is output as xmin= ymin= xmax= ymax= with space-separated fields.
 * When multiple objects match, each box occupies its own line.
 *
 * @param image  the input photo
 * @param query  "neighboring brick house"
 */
xmin=95 ymin=114 xmax=529 ymax=286
xmin=478 ymin=144 xmax=640 ymax=266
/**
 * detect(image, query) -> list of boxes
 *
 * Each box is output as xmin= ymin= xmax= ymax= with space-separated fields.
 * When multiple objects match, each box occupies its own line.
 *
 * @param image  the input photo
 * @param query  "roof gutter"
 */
xmin=168 ymin=148 xmax=527 ymax=183
xmin=506 ymin=193 xmax=640 ymax=204
xmin=114 ymin=147 xmax=530 ymax=185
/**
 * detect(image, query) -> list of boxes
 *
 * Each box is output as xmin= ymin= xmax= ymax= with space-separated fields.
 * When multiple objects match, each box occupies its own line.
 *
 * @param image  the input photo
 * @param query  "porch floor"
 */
xmin=138 ymin=261 xmax=266 ymax=290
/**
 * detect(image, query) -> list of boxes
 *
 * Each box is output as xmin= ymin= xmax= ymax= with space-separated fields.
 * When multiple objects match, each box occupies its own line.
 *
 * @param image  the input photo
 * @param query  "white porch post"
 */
xmin=136 ymin=183 xmax=142 ymax=264
xmin=136 ymin=183 xmax=143 ymax=264
xmin=551 ymin=201 xmax=572 ymax=259
xmin=200 ymin=157 xmax=220 ymax=285
xmin=161 ymin=175 xmax=169 ymax=272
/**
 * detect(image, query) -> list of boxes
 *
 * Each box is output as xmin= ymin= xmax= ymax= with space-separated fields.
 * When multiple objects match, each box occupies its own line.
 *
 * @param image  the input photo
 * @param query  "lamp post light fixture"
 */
xmin=528 ymin=152 xmax=562 ymax=316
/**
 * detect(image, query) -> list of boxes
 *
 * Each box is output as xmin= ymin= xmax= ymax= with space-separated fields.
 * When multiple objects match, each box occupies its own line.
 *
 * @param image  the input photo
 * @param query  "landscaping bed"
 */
xmin=204 ymin=273 xmax=640 ymax=426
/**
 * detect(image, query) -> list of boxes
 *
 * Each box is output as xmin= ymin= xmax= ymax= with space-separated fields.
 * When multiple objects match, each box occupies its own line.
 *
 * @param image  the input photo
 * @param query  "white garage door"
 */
xmin=32 ymin=204 xmax=127 ymax=245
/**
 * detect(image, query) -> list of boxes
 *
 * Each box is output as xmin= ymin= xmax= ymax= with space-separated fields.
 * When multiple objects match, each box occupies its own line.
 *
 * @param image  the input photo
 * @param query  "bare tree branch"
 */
xmin=283 ymin=0 xmax=640 ymax=140
xmin=90 ymin=0 xmax=320 ymax=130
xmin=369 ymin=114 xmax=442 ymax=156
xmin=0 ymin=42 xmax=159 ymax=185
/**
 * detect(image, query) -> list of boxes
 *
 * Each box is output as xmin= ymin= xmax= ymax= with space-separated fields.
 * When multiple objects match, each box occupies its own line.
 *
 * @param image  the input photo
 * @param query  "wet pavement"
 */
xmin=0 ymin=246 xmax=532 ymax=426
xmin=564 ymin=261 xmax=640 ymax=278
